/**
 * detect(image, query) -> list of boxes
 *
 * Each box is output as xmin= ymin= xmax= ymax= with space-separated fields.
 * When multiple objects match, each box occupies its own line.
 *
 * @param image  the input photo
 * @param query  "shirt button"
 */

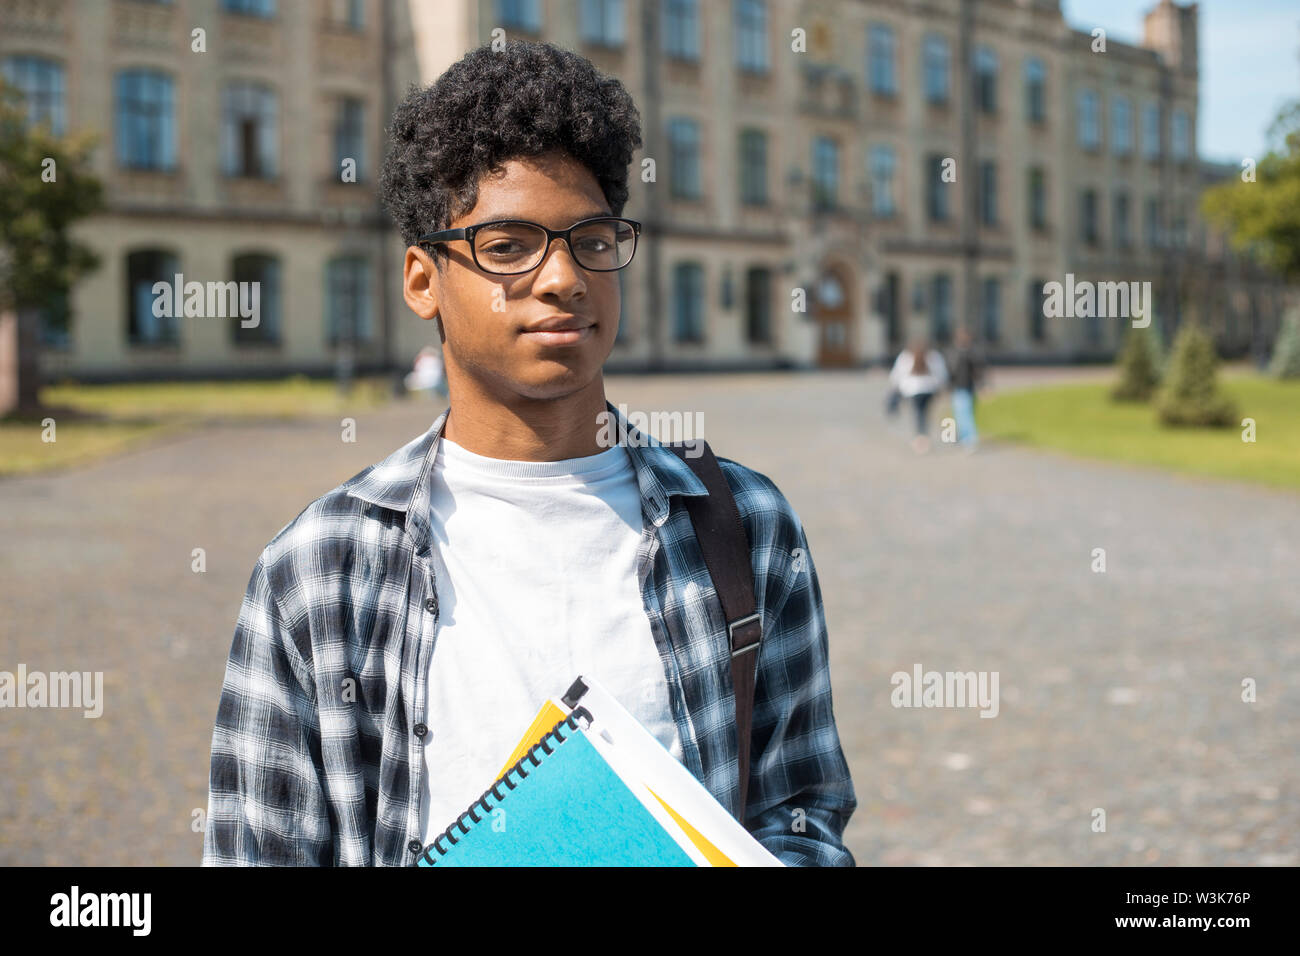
xmin=408 ymin=839 xmax=422 ymax=854
xmin=424 ymin=595 xmax=438 ymax=613
xmin=413 ymin=722 xmax=428 ymax=738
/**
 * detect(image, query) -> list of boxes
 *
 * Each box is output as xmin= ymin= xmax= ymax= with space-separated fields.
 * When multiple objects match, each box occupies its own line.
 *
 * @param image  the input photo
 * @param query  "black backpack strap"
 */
xmin=664 ymin=440 xmax=761 ymax=822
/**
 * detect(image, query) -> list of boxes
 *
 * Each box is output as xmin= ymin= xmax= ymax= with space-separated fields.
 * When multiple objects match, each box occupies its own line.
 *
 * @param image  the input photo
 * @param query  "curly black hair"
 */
xmin=379 ymin=39 xmax=644 ymax=270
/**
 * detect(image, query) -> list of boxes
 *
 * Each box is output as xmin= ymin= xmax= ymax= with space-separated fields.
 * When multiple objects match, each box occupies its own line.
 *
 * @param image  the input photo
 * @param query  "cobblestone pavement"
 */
xmin=2 ymin=370 xmax=1296 ymax=865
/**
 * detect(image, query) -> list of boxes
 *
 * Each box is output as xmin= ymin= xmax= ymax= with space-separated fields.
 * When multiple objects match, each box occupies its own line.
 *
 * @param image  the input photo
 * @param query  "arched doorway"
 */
xmin=815 ymin=264 xmax=854 ymax=367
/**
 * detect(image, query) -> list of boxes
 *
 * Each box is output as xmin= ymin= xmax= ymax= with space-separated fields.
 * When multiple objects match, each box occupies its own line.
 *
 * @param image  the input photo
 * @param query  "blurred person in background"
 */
xmin=405 ymin=344 xmax=448 ymax=399
xmin=888 ymin=335 xmax=947 ymax=454
xmin=948 ymin=326 xmax=985 ymax=453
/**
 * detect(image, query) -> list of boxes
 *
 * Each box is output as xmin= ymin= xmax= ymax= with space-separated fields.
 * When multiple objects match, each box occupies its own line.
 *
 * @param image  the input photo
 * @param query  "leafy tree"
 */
xmin=1155 ymin=324 xmax=1239 ymax=427
xmin=1269 ymin=305 xmax=1300 ymax=379
xmin=0 ymin=78 xmax=103 ymax=414
xmin=1111 ymin=323 xmax=1162 ymax=401
xmin=1201 ymin=100 xmax=1300 ymax=280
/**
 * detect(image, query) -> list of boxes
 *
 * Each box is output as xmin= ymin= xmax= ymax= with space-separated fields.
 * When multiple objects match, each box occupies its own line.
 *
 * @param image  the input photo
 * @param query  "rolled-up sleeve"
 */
xmin=745 ymin=513 xmax=858 ymax=866
xmin=202 ymin=554 xmax=332 ymax=865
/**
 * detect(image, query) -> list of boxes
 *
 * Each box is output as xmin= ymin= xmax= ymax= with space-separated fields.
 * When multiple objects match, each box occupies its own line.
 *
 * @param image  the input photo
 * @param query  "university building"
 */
xmin=0 ymin=0 xmax=1288 ymax=383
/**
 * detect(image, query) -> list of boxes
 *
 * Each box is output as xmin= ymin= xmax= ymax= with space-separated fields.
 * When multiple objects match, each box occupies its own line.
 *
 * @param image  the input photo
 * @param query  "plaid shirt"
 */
xmin=202 ymin=399 xmax=857 ymax=866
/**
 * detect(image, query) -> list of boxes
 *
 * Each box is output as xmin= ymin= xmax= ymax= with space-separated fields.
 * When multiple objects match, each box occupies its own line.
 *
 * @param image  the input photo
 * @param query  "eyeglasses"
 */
xmin=416 ymin=216 xmax=641 ymax=276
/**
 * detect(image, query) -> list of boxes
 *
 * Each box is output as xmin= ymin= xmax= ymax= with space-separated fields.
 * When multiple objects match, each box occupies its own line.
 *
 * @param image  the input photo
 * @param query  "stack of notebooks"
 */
xmin=417 ymin=674 xmax=783 ymax=866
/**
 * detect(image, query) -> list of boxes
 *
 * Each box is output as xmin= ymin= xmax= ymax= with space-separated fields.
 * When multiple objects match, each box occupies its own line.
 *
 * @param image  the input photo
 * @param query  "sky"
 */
xmin=1061 ymin=0 xmax=1300 ymax=162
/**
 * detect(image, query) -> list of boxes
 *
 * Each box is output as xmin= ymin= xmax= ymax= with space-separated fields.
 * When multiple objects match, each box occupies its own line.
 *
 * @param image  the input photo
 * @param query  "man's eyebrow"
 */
xmin=478 ymin=210 xmax=612 ymax=223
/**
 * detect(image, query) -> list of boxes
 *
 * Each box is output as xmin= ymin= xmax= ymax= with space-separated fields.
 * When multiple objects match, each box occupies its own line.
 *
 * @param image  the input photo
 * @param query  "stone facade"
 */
xmin=1 ymin=0 xmax=1287 ymax=381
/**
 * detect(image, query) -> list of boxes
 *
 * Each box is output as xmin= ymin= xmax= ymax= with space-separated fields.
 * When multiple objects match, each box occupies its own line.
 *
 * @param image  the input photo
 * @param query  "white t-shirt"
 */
xmin=889 ymin=349 xmax=949 ymax=397
xmin=418 ymin=434 xmax=684 ymax=845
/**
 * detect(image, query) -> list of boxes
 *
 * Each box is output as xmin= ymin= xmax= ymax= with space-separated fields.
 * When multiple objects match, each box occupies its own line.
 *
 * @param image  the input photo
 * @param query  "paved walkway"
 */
xmin=1 ymin=370 xmax=1296 ymax=865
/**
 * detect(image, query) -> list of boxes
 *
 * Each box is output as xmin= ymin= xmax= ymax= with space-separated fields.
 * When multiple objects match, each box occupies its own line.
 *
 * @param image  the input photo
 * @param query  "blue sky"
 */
xmin=1061 ymin=0 xmax=1299 ymax=162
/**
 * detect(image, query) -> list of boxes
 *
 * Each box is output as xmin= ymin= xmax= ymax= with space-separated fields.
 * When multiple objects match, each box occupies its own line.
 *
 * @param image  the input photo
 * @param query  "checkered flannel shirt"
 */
xmin=202 ymin=399 xmax=857 ymax=866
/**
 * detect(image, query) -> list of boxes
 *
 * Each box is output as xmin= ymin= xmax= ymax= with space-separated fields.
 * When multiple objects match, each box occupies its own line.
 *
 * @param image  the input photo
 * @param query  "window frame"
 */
xmin=115 ymin=68 xmax=177 ymax=171
xmin=3 ymin=55 xmax=66 ymax=136
xmin=922 ymin=33 xmax=951 ymax=105
xmin=867 ymin=23 xmax=897 ymax=96
xmin=125 ymin=248 xmax=182 ymax=346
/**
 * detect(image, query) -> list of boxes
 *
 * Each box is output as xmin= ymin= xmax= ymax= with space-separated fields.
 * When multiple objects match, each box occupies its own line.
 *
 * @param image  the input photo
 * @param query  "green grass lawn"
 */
xmin=1 ymin=376 xmax=394 ymax=476
xmin=975 ymin=374 xmax=1300 ymax=491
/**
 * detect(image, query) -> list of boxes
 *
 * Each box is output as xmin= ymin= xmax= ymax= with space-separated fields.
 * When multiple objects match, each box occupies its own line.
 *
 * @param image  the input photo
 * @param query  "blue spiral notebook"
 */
xmin=416 ymin=708 xmax=697 ymax=867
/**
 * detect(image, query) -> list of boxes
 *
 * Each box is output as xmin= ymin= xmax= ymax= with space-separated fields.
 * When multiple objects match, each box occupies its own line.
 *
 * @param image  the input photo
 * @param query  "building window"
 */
xmin=222 ymin=82 xmax=278 ymax=178
xmin=327 ymin=0 xmax=363 ymax=28
xmin=931 ymin=273 xmax=952 ymax=345
xmin=745 ymin=266 xmax=772 ymax=344
xmin=978 ymin=160 xmax=997 ymax=226
xmin=326 ymin=256 xmax=372 ymax=344
xmin=867 ymin=24 xmax=896 ymax=96
xmin=739 ymin=128 xmax=767 ymax=205
xmin=926 ymin=153 xmax=949 ymax=222
xmin=664 ymin=0 xmax=700 ymax=61
xmin=1172 ymin=108 xmax=1191 ymax=160
xmin=1113 ymin=191 xmax=1131 ymax=248
xmin=126 ymin=249 xmax=180 ymax=346
xmin=334 ymin=97 xmax=365 ymax=181
xmin=1027 ymin=278 xmax=1046 ymax=342
xmin=1027 ymin=166 xmax=1047 ymax=230
xmin=1077 ymin=89 xmax=1100 ymax=151
xmin=230 ymin=254 xmax=281 ymax=345
xmin=1171 ymin=199 xmax=1188 ymax=248
xmin=1142 ymin=102 xmax=1161 ymax=159
xmin=973 ymin=45 xmax=997 ymax=113
xmin=1144 ymin=196 xmax=1162 ymax=249
xmin=922 ymin=33 xmax=950 ymax=105
xmin=580 ymin=0 xmax=625 ymax=47
xmin=496 ymin=0 xmax=540 ymax=31
xmin=1111 ymin=95 xmax=1132 ymax=156
xmin=115 ymin=69 xmax=176 ymax=170
xmin=869 ymin=144 xmax=896 ymax=218
xmin=672 ymin=262 xmax=705 ymax=343
xmin=811 ymin=135 xmax=838 ymax=212
xmin=981 ymin=277 xmax=1001 ymax=343
xmin=667 ymin=117 xmax=701 ymax=199
xmin=222 ymin=0 xmax=275 ymax=15
xmin=1023 ymin=56 xmax=1045 ymax=124
xmin=734 ymin=0 xmax=769 ymax=74
xmin=2 ymin=56 xmax=66 ymax=135
xmin=1085 ymin=310 xmax=1101 ymax=346
xmin=1080 ymin=188 xmax=1099 ymax=245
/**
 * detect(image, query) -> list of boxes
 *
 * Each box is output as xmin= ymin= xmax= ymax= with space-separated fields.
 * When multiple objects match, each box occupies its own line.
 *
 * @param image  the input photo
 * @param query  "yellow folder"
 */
xmin=497 ymin=697 xmax=738 ymax=866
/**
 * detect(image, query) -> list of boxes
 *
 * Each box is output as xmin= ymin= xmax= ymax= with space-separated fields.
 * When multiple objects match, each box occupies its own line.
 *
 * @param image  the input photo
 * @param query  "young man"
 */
xmin=202 ymin=40 xmax=856 ymax=867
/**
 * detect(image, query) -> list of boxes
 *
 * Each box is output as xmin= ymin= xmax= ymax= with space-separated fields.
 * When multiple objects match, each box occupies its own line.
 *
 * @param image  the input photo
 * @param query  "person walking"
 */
xmin=948 ymin=326 xmax=985 ymax=452
xmin=888 ymin=335 xmax=947 ymax=454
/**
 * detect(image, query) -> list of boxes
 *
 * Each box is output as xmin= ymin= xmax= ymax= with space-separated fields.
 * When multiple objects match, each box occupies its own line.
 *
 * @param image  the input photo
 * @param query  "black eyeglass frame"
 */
xmin=415 ymin=216 xmax=642 ymax=275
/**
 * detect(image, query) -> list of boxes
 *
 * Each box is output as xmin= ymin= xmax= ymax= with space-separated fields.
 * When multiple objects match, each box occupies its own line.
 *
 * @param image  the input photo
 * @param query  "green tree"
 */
xmin=1155 ymin=324 xmax=1239 ymax=427
xmin=1111 ymin=316 xmax=1163 ymax=402
xmin=1269 ymin=305 xmax=1300 ymax=379
xmin=1201 ymin=100 xmax=1300 ymax=280
xmin=0 ymin=78 xmax=104 ymax=415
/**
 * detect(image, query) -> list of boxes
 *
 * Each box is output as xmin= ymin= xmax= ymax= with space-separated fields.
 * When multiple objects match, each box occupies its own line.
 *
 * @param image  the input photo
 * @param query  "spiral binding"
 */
xmin=419 ymin=706 xmax=593 ymax=866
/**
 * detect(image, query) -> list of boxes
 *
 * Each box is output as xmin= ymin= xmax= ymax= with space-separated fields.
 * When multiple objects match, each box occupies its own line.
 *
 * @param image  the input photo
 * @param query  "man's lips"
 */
xmin=522 ymin=314 xmax=593 ymax=333
xmin=521 ymin=324 xmax=596 ymax=345
xmin=520 ymin=314 xmax=596 ymax=345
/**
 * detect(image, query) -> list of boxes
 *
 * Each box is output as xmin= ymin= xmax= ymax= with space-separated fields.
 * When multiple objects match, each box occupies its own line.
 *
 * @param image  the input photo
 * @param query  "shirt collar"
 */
xmin=345 ymin=399 xmax=708 ymax=549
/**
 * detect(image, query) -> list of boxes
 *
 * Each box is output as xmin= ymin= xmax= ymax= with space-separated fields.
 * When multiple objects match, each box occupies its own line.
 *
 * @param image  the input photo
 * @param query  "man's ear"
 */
xmin=404 ymin=246 xmax=445 ymax=343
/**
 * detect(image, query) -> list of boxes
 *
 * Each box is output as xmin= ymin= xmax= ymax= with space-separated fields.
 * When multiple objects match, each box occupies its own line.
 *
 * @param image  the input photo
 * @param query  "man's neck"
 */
xmin=440 ymin=382 xmax=610 ymax=462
